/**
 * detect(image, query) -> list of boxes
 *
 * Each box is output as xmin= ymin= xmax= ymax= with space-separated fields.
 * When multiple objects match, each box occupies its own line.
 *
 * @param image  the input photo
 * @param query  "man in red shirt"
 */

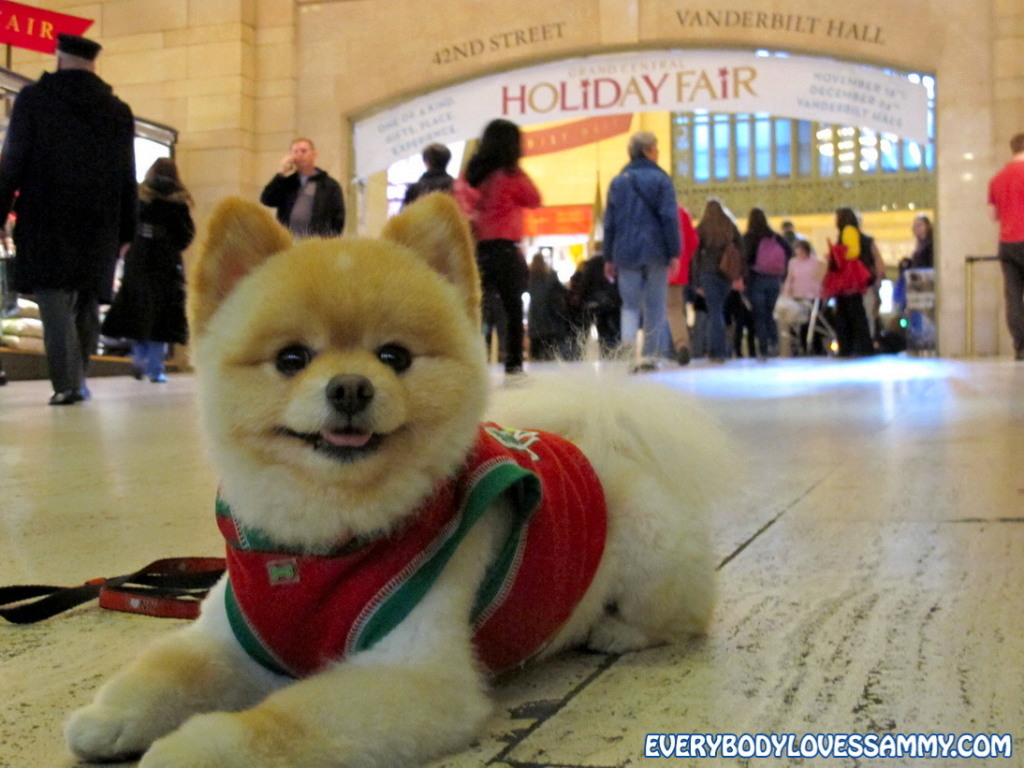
xmin=988 ymin=132 xmax=1024 ymax=360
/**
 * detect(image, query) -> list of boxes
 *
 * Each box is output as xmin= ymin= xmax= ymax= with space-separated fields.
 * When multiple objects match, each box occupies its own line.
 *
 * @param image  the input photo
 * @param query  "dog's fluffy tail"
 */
xmin=487 ymin=365 xmax=731 ymax=514
xmin=487 ymin=365 xmax=730 ymax=641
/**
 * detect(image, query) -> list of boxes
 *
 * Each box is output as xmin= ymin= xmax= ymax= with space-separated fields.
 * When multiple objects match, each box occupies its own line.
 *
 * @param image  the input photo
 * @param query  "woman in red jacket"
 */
xmin=462 ymin=119 xmax=541 ymax=376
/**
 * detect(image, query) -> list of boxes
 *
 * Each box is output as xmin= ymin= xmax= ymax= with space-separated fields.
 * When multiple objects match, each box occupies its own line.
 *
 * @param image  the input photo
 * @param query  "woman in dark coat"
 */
xmin=101 ymin=158 xmax=194 ymax=382
xmin=910 ymin=213 xmax=934 ymax=268
xmin=527 ymin=251 xmax=570 ymax=361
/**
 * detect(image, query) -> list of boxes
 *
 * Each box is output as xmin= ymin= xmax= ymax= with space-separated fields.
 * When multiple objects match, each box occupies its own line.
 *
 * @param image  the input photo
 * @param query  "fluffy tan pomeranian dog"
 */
xmin=66 ymin=194 xmax=721 ymax=767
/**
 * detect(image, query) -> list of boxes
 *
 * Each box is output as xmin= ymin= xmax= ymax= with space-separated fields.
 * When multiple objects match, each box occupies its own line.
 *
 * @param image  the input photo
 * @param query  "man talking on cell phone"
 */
xmin=259 ymin=137 xmax=345 ymax=237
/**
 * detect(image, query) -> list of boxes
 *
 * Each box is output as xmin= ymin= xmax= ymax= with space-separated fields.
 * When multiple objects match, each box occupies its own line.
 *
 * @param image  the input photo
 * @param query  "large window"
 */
xmin=677 ymin=111 xmax=934 ymax=183
xmin=671 ymin=71 xmax=936 ymax=215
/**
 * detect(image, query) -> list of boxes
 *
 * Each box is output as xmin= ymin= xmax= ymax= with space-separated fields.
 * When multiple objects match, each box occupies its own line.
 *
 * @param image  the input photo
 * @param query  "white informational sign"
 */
xmin=905 ymin=267 xmax=937 ymax=352
xmin=905 ymin=267 xmax=936 ymax=310
xmin=353 ymin=49 xmax=930 ymax=178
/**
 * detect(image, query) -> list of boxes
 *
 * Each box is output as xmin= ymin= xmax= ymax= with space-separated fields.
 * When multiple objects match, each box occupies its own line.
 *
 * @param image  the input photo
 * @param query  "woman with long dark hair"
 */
xmin=743 ymin=207 xmax=792 ymax=361
xmin=910 ymin=213 xmax=934 ymax=269
xmin=830 ymin=207 xmax=879 ymax=357
xmin=461 ymin=119 xmax=541 ymax=375
xmin=692 ymin=199 xmax=743 ymax=362
xmin=101 ymin=158 xmax=194 ymax=382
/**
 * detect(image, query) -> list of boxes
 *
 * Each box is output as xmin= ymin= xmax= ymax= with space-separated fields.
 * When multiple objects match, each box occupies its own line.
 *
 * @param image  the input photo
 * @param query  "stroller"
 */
xmin=804 ymin=296 xmax=839 ymax=356
xmin=776 ymin=294 xmax=837 ymax=356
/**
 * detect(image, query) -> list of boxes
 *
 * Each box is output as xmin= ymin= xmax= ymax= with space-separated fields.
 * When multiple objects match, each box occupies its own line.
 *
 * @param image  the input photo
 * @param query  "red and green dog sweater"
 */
xmin=216 ymin=422 xmax=607 ymax=677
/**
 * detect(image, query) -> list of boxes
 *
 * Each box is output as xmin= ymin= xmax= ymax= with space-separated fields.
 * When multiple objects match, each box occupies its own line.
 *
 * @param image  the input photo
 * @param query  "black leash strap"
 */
xmin=0 ymin=558 xmax=225 ymax=624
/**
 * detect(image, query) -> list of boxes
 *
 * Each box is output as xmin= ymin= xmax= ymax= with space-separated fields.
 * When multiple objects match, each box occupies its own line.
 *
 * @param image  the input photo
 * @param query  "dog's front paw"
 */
xmin=139 ymin=712 xmax=270 ymax=768
xmin=65 ymin=702 xmax=161 ymax=762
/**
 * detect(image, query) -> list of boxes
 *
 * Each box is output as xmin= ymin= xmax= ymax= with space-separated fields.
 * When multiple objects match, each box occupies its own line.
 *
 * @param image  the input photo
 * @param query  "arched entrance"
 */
xmin=353 ymin=49 xmax=929 ymax=180
xmin=352 ymin=47 xmax=935 ymax=353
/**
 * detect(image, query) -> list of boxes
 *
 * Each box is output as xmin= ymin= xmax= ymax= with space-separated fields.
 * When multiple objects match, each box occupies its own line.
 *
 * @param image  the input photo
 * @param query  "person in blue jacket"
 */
xmin=602 ymin=132 xmax=681 ymax=369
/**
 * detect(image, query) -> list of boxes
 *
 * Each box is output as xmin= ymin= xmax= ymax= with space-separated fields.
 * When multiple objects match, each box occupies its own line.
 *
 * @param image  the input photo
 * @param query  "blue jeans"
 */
xmin=617 ymin=263 xmax=669 ymax=358
xmin=132 ymin=340 xmax=168 ymax=379
xmin=747 ymin=272 xmax=783 ymax=356
xmin=700 ymin=270 xmax=733 ymax=359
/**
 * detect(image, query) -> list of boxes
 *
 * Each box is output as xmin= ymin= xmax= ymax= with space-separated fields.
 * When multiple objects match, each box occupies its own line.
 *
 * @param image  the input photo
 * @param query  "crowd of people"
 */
xmin=9 ymin=36 xmax=1016 ymax=399
xmin=450 ymin=125 xmax=937 ymax=371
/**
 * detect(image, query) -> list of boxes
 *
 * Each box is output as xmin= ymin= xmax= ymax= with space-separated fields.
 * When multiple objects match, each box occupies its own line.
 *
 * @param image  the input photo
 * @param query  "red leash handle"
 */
xmin=99 ymin=558 xmax=226 ymax=619
xmin=98 ymin=587 xmax=207 ymax=620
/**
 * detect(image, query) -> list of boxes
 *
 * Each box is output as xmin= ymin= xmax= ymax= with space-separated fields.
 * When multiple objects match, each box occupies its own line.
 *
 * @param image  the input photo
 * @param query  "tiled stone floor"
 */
xmin=1 ymin=356 xmax=1021 ymax=767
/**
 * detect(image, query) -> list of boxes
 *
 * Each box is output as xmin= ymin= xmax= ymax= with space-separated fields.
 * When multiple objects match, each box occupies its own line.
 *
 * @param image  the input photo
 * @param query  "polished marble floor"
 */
xmin=1 ymin=357 xmax=1022 ymax=767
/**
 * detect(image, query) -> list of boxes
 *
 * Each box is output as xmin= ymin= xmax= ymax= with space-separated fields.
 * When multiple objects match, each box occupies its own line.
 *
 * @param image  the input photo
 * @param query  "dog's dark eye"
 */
xmin=275 ymin=344 xmax=314 ymax=376
xmin=377 ymin=344 xmax=412 ymax=373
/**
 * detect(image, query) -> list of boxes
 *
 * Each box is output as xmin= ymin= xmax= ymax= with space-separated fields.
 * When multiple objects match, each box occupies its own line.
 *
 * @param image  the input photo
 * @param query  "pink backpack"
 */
xmin=754 ymin=236 xmax=787 ymax=276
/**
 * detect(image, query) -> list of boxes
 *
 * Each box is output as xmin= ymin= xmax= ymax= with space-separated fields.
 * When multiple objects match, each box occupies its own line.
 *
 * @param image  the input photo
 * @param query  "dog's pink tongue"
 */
xmin=322 ymin=429 xmax=373 ymax=448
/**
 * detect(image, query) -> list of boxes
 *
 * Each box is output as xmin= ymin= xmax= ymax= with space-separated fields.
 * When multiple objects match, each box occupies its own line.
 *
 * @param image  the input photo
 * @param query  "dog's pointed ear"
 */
xmin=381 ymin=194 xmax=481 ymax=325
xmin=189 ymin=197 xmax=292 ymax=335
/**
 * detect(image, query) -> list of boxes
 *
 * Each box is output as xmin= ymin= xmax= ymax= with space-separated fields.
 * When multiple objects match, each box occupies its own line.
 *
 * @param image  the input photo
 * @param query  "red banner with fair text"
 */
xmin=0 ymin=0 xmax=92 ymax=55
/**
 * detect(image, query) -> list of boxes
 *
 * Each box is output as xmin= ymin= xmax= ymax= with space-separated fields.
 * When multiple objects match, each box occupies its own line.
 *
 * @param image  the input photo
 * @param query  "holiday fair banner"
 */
xmin=0 ymin=0 xmax=93 ymax=55
xmin=353 ymin=48 xmax=929 ymax=178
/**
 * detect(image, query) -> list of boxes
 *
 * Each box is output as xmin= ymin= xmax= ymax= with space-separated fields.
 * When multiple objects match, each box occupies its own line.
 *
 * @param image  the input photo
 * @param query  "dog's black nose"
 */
xmin=326 ymin=375 xmax=375 ymax=416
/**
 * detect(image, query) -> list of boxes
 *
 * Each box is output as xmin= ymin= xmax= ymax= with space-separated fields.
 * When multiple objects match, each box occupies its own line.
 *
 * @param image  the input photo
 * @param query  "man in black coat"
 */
xmin=260 ymin=138 xmax=345 ymax=237
xmin=0 ymin=34 xmax=137 ymax=405
xmin=402 ymin=142 xmax=455 ymax=208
